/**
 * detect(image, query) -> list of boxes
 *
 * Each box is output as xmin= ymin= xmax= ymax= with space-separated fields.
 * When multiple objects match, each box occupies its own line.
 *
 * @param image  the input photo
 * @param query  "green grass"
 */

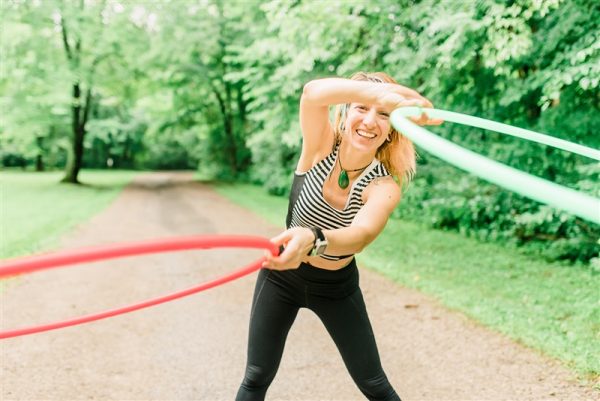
xmin=213 ymin=181 xmax=600 ymax=383
xmin=1 ymin=170 xmax=138 ymax=258
xmin=213 ymin=182 xmax=288 ymax=227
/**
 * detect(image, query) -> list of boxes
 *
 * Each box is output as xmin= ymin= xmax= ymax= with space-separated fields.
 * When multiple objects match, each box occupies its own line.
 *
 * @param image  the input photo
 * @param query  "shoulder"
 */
xmin=362 ymin=175 xmax=401 ymax=208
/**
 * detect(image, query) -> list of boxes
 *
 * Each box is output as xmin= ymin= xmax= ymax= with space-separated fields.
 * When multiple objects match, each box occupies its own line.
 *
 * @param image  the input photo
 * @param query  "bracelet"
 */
xmin=308 ymin=227 xmax=327 ymax=256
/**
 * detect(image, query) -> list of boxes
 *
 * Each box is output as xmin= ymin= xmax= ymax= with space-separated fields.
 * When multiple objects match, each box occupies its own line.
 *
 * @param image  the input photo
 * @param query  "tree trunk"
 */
xmin=223 ymin=112 xmax=238 ymax=175
xmin=213 ymin=85 xmax=238 ymax=176
xmin=35 ymin=155 xmax=44 ymax=172
xmin=62 ymin=124 xmax=85 ymax=183
xmin=35 ymin=135 xmax=44 ymax=171
xmin=62 ymin=82 xmax=85 ymax=183
xmin=235 ymin=84 xmax=251 ymax=171
xmin=60 ymin=5 xmax=92 ymax=184
xmin=213 ymin=3 xmax=239 ymax=177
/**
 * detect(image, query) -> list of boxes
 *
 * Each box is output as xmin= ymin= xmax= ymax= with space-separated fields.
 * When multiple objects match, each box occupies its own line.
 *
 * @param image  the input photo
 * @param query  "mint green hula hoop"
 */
xmin=390 ymin=107 xmax=600 ymax=224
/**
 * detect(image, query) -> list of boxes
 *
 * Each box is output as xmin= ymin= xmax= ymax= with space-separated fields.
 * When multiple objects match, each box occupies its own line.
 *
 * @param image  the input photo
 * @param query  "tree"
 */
xmin=139 ymin=0 xmax=259 ymax=177
xmin=1 ymin=0 xmax=154 ymax=182
xmin=1 ymin=0 xmax=596 ymax=262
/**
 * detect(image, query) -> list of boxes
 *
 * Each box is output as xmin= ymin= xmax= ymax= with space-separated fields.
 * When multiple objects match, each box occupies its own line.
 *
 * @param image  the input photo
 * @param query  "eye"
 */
xmin=355 ymin=105 xmax=367 ymax=111
xmin=378 ymin=112 xmax=390 ymax=118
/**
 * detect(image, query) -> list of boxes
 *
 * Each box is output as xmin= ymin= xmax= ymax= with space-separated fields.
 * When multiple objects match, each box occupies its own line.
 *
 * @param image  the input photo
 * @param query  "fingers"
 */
xmin=411 ymin=97 xmax=444 ymax=126
xmin=399 ymin=98 xmax=424 ymax=108
xmin=428 ymin=118 xmax=444 ymax=126
xmin=262 ymin=237 xmax=300 ymax=270
xmin=408 ymin=112 xmax=444 ymax=126
xmin=262 ymin=227 xmax=316 ymax=270
xmin=393 ymin=99 xmax=426 ymax=120
xmin=419 ymin=97 xmax=434 ymax=109
xmin=395 ymin=90 xmax=442 ymax=126
xmin=262 ymin=231 xmax=291 ymax=265
xmin=398 ymin=97 xmax=443 ymax=126
xmin=261 ymin=251 xmax=299 ymax=270
xmin=393 ymin=87 xmax=432 ymax=108
xmin=269 ymin=230 xmax=292 ymax=247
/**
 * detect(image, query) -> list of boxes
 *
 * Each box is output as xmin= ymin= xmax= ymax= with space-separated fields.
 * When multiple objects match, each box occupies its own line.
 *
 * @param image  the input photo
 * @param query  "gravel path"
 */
xmin=1 ymin=172 xmax=596 ymax=401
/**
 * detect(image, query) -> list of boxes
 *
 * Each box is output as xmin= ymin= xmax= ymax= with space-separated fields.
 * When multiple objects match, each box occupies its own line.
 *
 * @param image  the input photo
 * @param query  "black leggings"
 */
xmin=236 ymin=260 xmax=400 ymax=401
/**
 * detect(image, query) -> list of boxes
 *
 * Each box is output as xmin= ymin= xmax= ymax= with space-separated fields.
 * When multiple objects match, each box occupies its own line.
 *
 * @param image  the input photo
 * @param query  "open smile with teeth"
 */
xmin=356 ymin=130 xmax=377 ymax=139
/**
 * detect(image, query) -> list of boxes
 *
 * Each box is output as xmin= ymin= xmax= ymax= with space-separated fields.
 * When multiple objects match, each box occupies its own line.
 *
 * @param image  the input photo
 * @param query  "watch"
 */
xmin=309 ymin=227 xmax=328 ymax=256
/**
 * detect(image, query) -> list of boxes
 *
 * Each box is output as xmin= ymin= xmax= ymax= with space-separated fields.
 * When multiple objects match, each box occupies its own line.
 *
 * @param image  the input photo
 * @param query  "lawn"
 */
xmin=1 ymin=170 xmax=138 ymax=259
xmin=213 ymin=182 xmax=600 ymax=383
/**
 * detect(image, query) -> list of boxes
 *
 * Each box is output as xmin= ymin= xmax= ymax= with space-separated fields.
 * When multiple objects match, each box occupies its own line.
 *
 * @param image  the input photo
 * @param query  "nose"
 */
xmin=362 ymin=107 xmax=377 ymax=128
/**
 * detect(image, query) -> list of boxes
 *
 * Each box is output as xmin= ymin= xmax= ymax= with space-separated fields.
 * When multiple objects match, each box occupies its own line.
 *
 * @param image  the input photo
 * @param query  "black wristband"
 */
xmin=307 ymin=227 xmax=318 ymax=255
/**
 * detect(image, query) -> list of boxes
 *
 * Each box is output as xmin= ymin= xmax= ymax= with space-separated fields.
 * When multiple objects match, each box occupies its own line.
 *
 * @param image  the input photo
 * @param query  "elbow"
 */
xmin=301 ymin=79 xmax=324 ymax=103
xmin=302 ymin=81 xmax=316 ymax=102
xmin=355 ymin=227 xmax=376 ymax=253
xmin=356 ymin=238 xmax=373 ymax=253
xmin=356 ymin=243 xmax=368 ymax=253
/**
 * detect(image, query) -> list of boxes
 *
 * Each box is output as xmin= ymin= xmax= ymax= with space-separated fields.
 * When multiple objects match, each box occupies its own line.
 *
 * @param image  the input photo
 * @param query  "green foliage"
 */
xmin=84 ymin=111 xmax=147 ymax=169
xmin=1 ymin=0 xmax=598 ymax=262
xmin=394 ymin=157 xmax=599 ymax=263
xmin=234 ymin=0 xmax=599 ymax=264
xmin=0 ymin=0 xmax=157 ymax=172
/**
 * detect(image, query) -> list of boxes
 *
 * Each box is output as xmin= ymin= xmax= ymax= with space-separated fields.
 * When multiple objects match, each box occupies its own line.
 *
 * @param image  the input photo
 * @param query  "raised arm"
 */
xmin=297 ymin=78 xmax=438 ymax=172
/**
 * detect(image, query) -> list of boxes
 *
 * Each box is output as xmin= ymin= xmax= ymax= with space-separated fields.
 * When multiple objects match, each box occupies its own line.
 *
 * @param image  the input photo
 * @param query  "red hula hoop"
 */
xmin=0 ymin=235 xmax=278 ymax=340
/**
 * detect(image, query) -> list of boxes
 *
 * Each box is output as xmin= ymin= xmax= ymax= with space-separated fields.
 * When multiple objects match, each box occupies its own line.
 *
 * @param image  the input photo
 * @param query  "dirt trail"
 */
xmin=1 ymin=172 xmax=596 ymax=401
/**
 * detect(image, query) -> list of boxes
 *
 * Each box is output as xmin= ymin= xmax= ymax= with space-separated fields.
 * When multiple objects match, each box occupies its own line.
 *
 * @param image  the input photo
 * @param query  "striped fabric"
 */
xmin=289 ymin=146 xmax=390 ymax=261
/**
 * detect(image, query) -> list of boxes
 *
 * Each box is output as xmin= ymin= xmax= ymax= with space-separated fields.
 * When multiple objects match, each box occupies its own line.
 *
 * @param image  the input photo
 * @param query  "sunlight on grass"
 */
xmin=212 ymin=182 xmax=288 ymax=228
xmin=1 ymin=170 xmax=138 ymax=258
xmin=361 ymin=222 xmax=600 ymax=381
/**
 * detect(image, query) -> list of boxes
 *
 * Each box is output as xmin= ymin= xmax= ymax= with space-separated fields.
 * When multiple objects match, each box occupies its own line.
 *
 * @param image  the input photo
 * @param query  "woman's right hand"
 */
xmin=262 ymin=227 xmax=315 ymax=271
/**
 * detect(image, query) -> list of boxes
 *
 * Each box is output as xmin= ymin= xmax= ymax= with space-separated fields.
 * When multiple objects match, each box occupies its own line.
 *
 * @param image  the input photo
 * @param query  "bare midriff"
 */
xmin=301 ymin=254 xmax=354 ymax=271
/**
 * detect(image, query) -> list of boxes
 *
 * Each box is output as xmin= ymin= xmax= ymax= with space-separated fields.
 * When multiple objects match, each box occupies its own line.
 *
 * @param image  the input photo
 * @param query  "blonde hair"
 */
xmin=333 ymin=71 xmax=417 ymax=187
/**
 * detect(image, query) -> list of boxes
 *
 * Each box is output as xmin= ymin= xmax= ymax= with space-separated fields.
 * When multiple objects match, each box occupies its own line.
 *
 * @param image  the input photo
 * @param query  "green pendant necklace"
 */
xmin=337 ymin=156 xmax=371 ymax=189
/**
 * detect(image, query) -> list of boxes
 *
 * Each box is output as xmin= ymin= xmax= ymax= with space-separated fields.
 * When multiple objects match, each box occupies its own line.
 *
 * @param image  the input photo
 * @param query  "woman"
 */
xmin=236 ymin=72 xmax=442 ymax=401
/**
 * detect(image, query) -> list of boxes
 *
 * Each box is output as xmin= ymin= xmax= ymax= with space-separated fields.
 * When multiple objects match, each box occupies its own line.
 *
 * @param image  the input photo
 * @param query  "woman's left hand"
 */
xmin=378 ymin=92 xmax=443 ymax=126
xmin=262 ymin=227 xmax=315 ymax=270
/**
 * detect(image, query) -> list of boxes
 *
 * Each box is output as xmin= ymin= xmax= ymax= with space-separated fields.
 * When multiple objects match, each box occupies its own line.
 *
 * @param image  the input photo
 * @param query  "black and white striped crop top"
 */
xmin=285 ymin=145 xmax=391 ymax=261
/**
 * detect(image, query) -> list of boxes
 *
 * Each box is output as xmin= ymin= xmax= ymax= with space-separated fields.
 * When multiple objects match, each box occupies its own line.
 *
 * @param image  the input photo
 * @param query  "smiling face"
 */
xmin=331 ymin=71 xmax=416 ymax=184
xmin=343 ymin=103 xmax=392 ymax=152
